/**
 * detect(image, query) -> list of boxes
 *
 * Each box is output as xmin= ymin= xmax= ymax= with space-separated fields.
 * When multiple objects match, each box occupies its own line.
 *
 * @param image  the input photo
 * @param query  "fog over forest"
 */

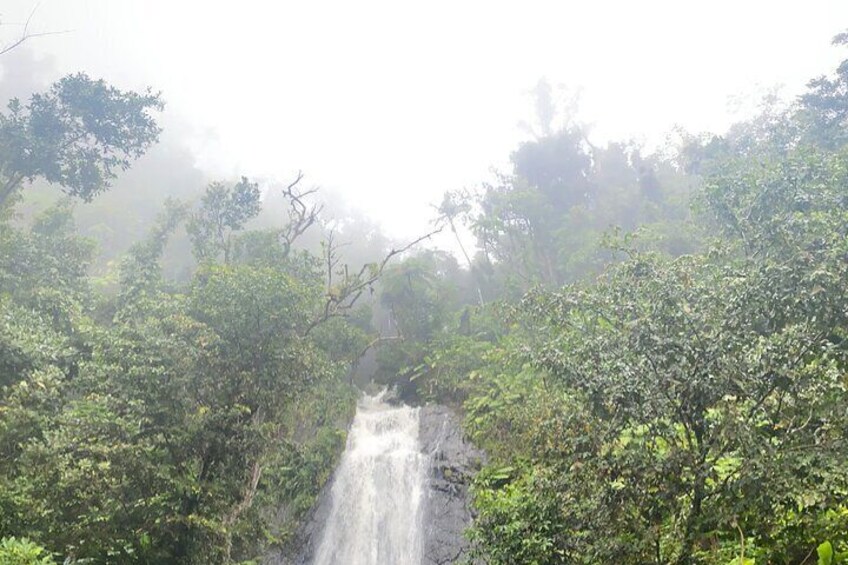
xmin=3 ymin=1 xmax=847 ymax=240
xmin=2 ymin=2 xmax=848 ymax=565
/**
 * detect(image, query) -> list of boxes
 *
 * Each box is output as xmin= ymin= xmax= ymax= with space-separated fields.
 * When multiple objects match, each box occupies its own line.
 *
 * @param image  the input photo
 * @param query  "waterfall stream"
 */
xmin=312 ymin=393 xmax=427 ymax=565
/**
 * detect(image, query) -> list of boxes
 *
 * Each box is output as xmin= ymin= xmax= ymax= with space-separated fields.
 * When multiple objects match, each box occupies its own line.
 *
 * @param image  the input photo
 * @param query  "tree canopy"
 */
xmin=0 ymin=73 xmax=162 ymax=207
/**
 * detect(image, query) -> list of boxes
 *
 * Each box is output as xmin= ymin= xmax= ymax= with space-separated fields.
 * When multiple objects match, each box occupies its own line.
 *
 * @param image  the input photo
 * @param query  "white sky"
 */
xmin=2 ymin=0 xmax=848 ymax=240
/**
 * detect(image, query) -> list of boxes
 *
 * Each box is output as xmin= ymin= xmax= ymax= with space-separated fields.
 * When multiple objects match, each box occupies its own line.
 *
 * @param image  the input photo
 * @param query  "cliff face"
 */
xmin=267 ymin=403 xmax=484 ymax=565
xmin=419 ymin=405 xmax=486 ymax=565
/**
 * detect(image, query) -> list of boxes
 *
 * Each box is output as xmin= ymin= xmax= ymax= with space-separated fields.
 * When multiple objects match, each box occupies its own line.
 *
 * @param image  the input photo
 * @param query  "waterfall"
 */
xmin=312 ymin=393 xmax=427 ymax=565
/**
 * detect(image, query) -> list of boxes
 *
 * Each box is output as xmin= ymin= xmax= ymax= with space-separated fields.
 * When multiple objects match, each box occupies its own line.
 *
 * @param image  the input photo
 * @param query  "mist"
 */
xmin=3 ymin=1 xmax=847 ymax=240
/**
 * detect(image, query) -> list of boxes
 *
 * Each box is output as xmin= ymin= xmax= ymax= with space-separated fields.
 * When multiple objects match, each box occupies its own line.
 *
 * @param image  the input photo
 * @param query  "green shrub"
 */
xmin=0 ymin=537 xmax=55 ymax=565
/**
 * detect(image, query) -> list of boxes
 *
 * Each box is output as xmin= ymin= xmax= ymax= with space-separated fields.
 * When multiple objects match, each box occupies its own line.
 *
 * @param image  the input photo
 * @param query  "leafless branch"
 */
xmin=304 ymin=225 xmax=445 ymax=335
xmin=0 ymin=3 xmax=70 ymax=56
xmin=357 ymin=335 xmax=403 ymax=359
xmin=278 ymin=170 xmax=324 ymax=257
xmin=322 ymin=229 xmax=351 ymax=291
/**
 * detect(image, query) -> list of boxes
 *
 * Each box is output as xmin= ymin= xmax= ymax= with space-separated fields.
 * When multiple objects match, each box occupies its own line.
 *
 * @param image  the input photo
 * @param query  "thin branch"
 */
xmin=278 ymin=170 xmax=323 ymax=257
xmin=304 ymin=225 xmax=445 ymax=335
xmin=1 ymin=3 xmax=70 ymax=56
xmin=357 ymin=335 xmax=403 ymax=359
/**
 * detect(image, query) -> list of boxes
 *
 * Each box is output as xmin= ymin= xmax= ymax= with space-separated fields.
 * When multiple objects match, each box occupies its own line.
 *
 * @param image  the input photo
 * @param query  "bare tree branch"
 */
xmin=304 ymin=225 xmax=445 ymax=335
xmin=278 ymin=170 xmax=324 ymax=257
xmin=357 ymin=334 xmax=404 ymax=358
xmin=0 ymin=3 xmax=70 ymax=56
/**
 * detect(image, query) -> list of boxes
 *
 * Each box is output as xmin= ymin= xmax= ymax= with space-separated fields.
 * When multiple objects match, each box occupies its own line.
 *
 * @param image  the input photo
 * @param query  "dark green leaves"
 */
xmin=0 ymin=73 xmax=163 ymax=206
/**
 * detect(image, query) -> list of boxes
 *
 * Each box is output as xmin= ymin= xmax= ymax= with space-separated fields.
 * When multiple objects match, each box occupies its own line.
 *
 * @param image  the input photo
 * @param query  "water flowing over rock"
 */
xmin=268 ymin=395 xmax=483 ymax=565
xmin=312 ymin=393 xmax=428 ymax=564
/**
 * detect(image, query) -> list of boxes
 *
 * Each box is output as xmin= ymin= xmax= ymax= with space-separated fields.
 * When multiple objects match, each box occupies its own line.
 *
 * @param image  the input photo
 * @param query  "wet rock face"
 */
xmin=419 ymin=405 xmax=486 ymax=565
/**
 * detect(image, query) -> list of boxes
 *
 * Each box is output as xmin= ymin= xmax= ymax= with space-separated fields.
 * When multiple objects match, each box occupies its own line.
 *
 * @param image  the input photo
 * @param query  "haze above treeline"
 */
xmin=2 ymin=0 xmax=847 ymax=244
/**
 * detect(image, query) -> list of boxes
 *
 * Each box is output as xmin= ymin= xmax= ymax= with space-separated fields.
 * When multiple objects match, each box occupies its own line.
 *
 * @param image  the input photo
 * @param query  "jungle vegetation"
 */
xmin=1 ymin=25 xmax=848 ymax=565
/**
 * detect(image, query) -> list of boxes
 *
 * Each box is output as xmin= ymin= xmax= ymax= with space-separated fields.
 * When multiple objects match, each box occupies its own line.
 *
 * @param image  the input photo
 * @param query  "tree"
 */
xmin=436 ymin=190 xmax=484 ymax=305
xmin=186 ymin=177 xmax=261 ymax=264
xmin=466 ymin=136 xmax=848 ymax=565
xmin=0 ymin=73 xmax=163 ymax=207
xmin=801 ymin=31 xmax=848 ymax=149
xmin=469 ymin=129 xmax=695 ymax=292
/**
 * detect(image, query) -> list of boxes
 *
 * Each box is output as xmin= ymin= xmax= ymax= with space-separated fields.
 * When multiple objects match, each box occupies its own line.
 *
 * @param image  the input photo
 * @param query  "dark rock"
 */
xmin=419 ymin=404 xmax=486 ymax=565
xmin=381 ymin=385 xmax=406 ymax=406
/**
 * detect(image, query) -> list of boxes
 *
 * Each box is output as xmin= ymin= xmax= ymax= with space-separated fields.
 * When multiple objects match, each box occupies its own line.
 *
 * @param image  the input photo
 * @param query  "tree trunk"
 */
xmin=675 ymin=476 xmax=706 ymax=565
xmin=0 ymin=173 xmax=25 ymax=208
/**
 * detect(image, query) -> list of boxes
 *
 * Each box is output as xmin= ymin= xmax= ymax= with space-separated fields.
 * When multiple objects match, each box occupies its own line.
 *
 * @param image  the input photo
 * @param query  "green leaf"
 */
xmin=819 ymin=541 xmax=834 ymax=565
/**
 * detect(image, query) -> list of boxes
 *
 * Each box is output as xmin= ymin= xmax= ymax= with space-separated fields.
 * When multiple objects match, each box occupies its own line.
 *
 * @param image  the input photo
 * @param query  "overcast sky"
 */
xmin=2 ymin=0 xmax=848 ymax=239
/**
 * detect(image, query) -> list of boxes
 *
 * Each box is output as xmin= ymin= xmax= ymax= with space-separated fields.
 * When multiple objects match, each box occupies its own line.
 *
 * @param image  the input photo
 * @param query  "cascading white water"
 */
xmin=312 ymin=393 xmax=427 ymax=565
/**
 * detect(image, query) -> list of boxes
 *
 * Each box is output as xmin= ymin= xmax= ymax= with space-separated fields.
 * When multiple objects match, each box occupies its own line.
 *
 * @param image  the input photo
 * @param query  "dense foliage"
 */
xmin=373 ymin=40 xmax=848 ymax=565
xmin=0 ymin=76 xmax=374 ymax=564
xmin=3 ymin=26 xmax=848 ymax=565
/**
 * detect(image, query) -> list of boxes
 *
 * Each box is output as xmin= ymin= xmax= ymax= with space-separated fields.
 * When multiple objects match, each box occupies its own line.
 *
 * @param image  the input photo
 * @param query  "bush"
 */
xmin=0 ymin=538 xmax=55 ymax=565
